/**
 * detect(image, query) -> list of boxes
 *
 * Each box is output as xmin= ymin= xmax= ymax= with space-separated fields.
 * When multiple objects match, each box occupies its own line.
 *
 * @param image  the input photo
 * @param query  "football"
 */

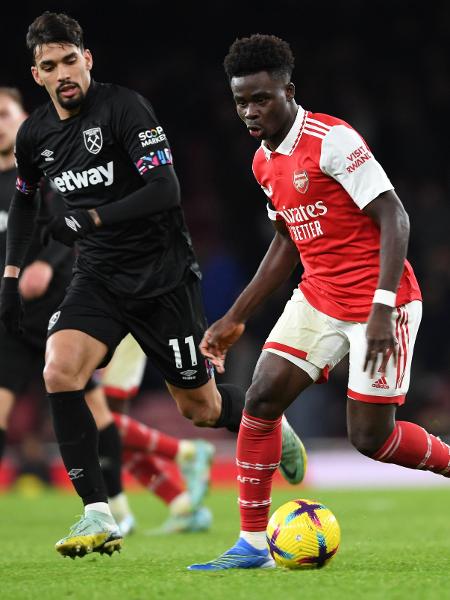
xmin=266 ymin=498 xmax=341 ymax=569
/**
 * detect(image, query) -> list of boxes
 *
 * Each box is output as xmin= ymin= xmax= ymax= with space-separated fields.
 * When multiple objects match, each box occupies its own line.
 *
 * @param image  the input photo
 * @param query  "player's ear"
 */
xmin=83 ymin=49 xmax=93 ymax=71
xmin=31 ymin=65 xmax=44 ymax=87
xmin=286 ymin=82 xmax=295 ymax=102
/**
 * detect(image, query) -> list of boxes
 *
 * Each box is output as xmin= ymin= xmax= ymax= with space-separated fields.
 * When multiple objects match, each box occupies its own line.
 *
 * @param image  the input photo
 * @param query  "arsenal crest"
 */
xmin=293 ymin=170 xmax=309 ymax=194
xmin=83 ymin=127 xmax=103 ymax=155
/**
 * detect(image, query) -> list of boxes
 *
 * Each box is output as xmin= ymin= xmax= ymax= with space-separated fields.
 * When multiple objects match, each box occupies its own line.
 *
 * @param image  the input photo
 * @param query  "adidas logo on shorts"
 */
xmin=372 ymin=376 xmax=389 ymax=389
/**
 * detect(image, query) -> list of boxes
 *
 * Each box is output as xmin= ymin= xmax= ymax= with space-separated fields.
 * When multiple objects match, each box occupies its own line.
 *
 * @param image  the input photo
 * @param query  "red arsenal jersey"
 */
xmin=252 ymin=107 xmax=421 ymax=321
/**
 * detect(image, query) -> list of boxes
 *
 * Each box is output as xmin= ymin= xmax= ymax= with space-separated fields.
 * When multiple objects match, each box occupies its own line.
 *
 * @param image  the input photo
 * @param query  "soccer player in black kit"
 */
xmin=0 ymin=12 xmax=306 ymax=558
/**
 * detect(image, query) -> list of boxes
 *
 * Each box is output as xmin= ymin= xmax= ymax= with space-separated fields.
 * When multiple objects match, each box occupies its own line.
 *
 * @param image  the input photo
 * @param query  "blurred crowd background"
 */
xmin=1 ymin=0 xmax=449 ymax=485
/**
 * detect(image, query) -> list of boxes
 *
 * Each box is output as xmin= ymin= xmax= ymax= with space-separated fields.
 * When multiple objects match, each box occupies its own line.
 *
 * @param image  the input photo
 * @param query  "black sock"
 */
xmin=0 ymin=428 xmax=5 ymax=464
xmin=48 ymin=390 xmax=107 ymax=505
xmin=215 ymin=384 xmax=246 ymax=433
xmin=98 ymin=422 xmax=123 ymax=498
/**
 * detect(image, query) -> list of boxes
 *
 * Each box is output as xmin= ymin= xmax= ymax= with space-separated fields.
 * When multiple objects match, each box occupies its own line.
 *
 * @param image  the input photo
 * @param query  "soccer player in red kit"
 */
xmin=189 ymin=34 xmax=448 ymax=570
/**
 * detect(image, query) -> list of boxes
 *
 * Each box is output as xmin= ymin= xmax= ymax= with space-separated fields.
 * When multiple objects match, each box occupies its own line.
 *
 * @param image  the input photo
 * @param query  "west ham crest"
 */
xmin=293 ymin=170 xmax=309 ymax=194
xmin=83 ymin=127 xmax=103 ymax=155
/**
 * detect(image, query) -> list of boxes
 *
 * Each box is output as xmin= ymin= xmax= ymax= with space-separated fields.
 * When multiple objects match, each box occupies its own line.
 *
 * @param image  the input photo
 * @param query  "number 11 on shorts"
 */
xmin=169 ymin=335 xmax=198 ymax=368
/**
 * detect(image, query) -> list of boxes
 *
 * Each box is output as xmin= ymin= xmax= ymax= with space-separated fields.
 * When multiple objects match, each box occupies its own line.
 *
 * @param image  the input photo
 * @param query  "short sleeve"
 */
xmin=320 ymin=125 xmax=393 ymax=209
xmin=111 ymin=89 xmax=173 ymax=178
xmin=14 ymin=120 xmax=42 ymax=195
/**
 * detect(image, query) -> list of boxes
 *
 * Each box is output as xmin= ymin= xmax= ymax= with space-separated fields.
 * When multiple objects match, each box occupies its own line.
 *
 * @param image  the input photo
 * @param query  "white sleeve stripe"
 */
xmin=304 ymin=128 xmax=326 ymax=139
xmin=306 ymin=117 xmax=332 ymax=130
xmin=266 ymin=203 xmax=278 ymax=220
xmin=304 ymin=121 xmax=330 ymax=134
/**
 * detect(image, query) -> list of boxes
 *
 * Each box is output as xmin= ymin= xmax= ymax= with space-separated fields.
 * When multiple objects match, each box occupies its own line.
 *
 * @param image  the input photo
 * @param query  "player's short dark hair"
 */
xmin=224 ymin=34 xmax=295 ymax=81
xmin=26 ymin=12 xmax=84 ymax=62
xmin=0 ymin=87 xmax=24 ymax=109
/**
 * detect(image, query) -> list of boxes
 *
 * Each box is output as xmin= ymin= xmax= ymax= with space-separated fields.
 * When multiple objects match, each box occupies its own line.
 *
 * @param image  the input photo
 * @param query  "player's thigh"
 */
xmin=45 ymin=329 xmax=110 ymax=389
xmin=347 ymin=300 xmax=422 ymax=406
xmin=46 ymin=273 xmax=128 ymax=372
xmin=127 ymin=275 xmax=213 ymax=391
xmin=263 ymin=288 xmax=349 ymax=381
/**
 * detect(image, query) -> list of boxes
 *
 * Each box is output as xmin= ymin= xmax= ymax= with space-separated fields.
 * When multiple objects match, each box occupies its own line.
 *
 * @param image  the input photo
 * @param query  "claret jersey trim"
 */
xmin=135 ymin=148 xmax=173 ymax=176
xmin=16 ymin=176 xmax=37 ymax=195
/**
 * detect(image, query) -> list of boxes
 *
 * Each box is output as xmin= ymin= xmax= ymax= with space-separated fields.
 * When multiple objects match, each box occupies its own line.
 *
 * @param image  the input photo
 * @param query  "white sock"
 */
xmin=169 ymin=491 xmax=192 ymax=516
xmin=177 ymin=440 xmax=196 ymax=462
xmin=108 ymin=492 xmax=131 ymax=521
xmin=240 ymin=530 xmax=267 ymax=550
xmin=85 ymin=502 xmax=112 ymax=517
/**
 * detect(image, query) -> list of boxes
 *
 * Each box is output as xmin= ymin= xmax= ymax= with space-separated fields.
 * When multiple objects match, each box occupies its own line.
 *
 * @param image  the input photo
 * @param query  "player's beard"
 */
xmin=56 ymin=84 xmax=86 ymax=111
xmin=0 ymin=142 xmax=14 ymax=157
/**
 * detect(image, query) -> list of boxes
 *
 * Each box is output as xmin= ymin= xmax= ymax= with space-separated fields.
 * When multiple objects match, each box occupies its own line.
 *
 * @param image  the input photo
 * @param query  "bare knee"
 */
xmin=177 ymin=399 xmax=214 ymax=427
xmin=168 ymin=380 xmax=221 ymax=428
xmin=347 ymin=398 xmax=396 ymax=458
xmin=348 ymin=425 xmax=393 ymax=457
xmin=245 ymin=384 xmax=282 ymax=420
xmin=43 ymin=359 xmax=86 ymax=392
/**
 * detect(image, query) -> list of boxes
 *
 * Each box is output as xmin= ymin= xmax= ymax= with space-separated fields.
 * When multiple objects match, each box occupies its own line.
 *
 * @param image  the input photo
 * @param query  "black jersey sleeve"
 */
xmin=95 ymin=87 xmax=180 ymax=225
xmin=14 ymin=119 xmax=43 ymax=195
xmin=112 ymin=88 xmax=174 ymax=179
xmin=5 ymin=121 xmax=41 ymax=269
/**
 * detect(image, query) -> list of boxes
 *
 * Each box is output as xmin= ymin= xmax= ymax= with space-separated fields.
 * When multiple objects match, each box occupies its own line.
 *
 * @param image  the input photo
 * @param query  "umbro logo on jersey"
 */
xmin=52 ymin=161 xmax=114 ymax=193
xmin=372 ymin=376 xmax=389 ymax=389
xmin=65 ymin=216 xmax=82 ymax=232
xmin=83 ymin=127 xmax=103 ymax=154
xmin=41 ymin=149 xmax=54 ymax=161
xmin=293 ymin=170 xmax=309 ymax=194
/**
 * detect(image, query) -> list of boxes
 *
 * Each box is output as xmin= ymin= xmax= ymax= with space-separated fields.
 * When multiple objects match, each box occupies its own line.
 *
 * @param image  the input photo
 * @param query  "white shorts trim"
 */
xmin=264 ymin=348 xmax=321 ymax=382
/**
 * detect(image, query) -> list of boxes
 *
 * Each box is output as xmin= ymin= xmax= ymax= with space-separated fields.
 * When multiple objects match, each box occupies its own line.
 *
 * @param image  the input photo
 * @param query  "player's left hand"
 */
xmin=363 ymin=303 xmax=398 ymax=378
xmin=38 ymin=209 xmax=97 ymax=247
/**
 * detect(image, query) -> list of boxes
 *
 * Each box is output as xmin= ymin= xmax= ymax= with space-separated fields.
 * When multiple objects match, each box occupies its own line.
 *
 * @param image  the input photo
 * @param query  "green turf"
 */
xmin=1 ymin=485 xmax=449 ymax=600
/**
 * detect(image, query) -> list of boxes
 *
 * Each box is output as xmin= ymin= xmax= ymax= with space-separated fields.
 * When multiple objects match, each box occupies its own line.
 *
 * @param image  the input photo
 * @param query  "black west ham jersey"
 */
xmin=14 ymin=81 xmax=200 ymax=298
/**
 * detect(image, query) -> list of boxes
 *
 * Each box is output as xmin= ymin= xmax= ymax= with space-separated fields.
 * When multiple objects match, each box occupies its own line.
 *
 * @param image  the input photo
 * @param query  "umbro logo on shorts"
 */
xmin=48 ymin=310 xmax=61 ymax=330
xmin=181 ymin=369 xmax=197 ymax=380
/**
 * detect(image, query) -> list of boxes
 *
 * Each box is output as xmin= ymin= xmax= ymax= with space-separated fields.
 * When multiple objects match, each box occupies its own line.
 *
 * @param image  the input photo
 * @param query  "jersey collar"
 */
xmin=261 ymin=105 xmax=306 ymax=159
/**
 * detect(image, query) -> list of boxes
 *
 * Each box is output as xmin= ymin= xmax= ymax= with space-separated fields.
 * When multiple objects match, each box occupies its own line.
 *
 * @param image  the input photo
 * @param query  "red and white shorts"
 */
xmin=263 ymin=289 xmax=422 ymax=405
xmin=100 ymin=334 xmax=147 ymax=400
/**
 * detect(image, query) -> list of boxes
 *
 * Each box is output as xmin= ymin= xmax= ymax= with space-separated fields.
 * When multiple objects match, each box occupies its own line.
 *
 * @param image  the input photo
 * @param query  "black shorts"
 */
xmin=0 ymin=331 xmax=44 ymax=395
xmin=0 ymin=328 xmax=98 ymax=396
xmin=47 ymin=272 xmax=213 ymax=389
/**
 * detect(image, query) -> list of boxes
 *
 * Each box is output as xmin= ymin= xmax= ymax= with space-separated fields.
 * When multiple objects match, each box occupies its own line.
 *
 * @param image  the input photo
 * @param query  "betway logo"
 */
xmin=52 ymin=161 xmax=114 ymax=193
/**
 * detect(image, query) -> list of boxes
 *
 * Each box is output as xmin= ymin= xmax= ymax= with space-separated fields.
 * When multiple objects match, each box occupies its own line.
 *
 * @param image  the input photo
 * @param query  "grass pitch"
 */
xmin=1 ymin=486 xmax=449 ymax=600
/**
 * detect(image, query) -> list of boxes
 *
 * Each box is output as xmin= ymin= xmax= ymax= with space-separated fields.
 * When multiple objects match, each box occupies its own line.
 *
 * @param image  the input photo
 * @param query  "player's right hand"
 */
xmin=38 ymin=209 xmax=96 ymax=247
xmin=0 ymin=277 xmax=24 ymax=335
xmin=200 ymin=316 xmax=245 ymax=374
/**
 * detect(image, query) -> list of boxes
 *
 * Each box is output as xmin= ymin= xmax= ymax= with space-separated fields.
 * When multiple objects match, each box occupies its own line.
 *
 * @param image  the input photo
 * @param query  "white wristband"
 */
xmin=373 ymin=289 xmax=396 ymax=307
